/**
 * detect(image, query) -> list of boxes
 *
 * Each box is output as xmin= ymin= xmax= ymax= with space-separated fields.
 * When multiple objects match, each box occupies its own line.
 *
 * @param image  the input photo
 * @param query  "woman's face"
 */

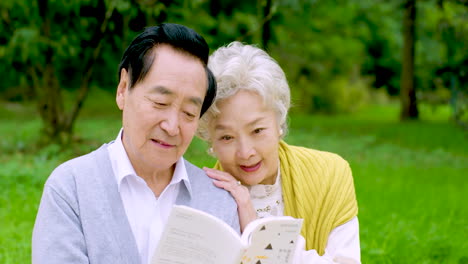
xmin=208 ymin=90 xmax=281 ymax=185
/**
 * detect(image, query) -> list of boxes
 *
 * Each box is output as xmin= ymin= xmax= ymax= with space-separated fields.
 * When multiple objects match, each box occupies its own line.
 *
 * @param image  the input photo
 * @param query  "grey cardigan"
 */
xmin=32 ymin=143 xmax=239 ymax=264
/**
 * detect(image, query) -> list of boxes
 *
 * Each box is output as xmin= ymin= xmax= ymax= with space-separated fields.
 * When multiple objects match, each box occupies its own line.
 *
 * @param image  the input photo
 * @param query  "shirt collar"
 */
xmin=172 ymin=155 xmax=191 ymax=194
xmin=108 ymin=129 xmax=137 ymax=189
xmin=108 ymin=128 xmax=192 ymax=196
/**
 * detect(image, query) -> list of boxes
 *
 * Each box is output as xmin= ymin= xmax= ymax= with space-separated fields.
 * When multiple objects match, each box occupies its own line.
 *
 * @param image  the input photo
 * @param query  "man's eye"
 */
xmin=184 ymin=111 xmax=196 ymax=118
xmin=154 ymin=102 xmax=167 ymax=107
xmin=145 ymin=96 xmax=168 ymax=107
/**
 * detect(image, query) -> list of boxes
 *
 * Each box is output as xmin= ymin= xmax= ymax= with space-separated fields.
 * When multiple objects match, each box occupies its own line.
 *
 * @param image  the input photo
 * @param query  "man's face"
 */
xmin=116 ymin=44 xmax=207 ymax=176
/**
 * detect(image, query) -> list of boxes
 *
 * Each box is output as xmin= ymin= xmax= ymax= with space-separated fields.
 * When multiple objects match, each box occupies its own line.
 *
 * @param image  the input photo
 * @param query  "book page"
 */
xmin=240 ymin=217 xmax=303 ymax=264
xmin=152 ymin=205 xmax=244 ymax=264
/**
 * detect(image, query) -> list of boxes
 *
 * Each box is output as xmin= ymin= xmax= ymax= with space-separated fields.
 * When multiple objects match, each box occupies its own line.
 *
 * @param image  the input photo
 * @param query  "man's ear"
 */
xmin=116 ymin=69 xmax=129 ymax=110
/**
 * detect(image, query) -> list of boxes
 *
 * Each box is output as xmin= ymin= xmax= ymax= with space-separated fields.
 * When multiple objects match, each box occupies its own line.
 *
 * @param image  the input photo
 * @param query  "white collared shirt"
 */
xmin=249 ymin=169 xmax=361 ymax=264
xmin=107 ymin=129 xmax=190 ymax=264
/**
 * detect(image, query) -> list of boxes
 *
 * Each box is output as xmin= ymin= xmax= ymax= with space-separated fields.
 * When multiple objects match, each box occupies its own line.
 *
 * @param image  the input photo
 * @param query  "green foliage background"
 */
xmin=1 ymin=0 xmax=467 ymax=113
xmin=0 ymin=0 xmax=467 ymax=263
xmin=1 ymin=90 xmax=467 ymax=263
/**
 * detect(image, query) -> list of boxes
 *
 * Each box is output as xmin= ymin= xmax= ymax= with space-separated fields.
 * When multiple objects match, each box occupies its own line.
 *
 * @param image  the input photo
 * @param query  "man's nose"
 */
xmin=160 ymin=110 xmax=180 ymax=137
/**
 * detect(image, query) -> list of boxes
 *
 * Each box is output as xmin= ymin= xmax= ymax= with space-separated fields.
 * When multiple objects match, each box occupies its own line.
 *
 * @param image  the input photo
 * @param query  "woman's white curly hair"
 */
xmin=197 ymin=41 xmax=290 ymax=143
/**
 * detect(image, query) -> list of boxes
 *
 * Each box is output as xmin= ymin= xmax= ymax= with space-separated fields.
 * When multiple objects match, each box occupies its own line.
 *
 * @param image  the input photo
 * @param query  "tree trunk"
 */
xmin=30 ymin=63 xmax=68 ymax=145
xmin=262 ymin=0 xmax=273 ymax=50
xmin=65 ymin=0 xmax=115 ymax=135
xmin=400 ymin=0 xmax=419 ymax=120
xmin=30 ymin=0 xmax=115 ymax=146
xmin=34 ymin=0 xmax=70 ymax=145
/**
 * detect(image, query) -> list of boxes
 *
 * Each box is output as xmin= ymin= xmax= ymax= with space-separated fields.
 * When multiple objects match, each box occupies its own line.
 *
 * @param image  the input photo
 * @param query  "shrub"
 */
xmin=292 ymin=76 xmax=371 ymax=114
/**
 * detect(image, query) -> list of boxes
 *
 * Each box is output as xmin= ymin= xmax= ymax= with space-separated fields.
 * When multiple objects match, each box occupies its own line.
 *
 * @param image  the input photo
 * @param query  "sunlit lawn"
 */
xmin=1 ymin=90 xmax=467 ymax=263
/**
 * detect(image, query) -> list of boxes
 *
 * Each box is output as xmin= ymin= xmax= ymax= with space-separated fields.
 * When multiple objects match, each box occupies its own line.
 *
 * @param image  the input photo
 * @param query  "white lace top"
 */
xmin=248 ymin=167 xmax=284 ymax=218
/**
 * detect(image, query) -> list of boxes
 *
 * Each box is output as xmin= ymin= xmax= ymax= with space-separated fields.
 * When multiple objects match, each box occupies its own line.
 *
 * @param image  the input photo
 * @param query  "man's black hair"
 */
xmin=118 ymin=23 xmax=216 ymax=117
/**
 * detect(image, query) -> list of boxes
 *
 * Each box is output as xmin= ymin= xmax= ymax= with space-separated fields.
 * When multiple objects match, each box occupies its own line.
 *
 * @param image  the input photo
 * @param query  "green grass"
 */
xmin=288 ymin=104 xmax=468 ymax=263
xmin=1 ymin=94 xmax=467 ymax=263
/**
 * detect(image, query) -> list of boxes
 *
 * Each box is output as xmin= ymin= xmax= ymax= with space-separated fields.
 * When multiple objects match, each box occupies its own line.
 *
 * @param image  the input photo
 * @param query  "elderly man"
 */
xmin=32 ymin=23 xmax=239 ymax=264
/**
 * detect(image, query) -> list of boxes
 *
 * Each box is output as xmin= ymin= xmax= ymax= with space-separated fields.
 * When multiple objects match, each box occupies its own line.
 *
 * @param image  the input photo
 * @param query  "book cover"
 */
xmin=152 ymin=205 xmax=303 ymax=264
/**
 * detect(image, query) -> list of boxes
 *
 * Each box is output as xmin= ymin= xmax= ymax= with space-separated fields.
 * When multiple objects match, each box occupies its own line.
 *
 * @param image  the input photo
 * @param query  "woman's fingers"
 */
xmin=211 ymin=178 xmax=247 ymax=198
xmin=204 ymin=167 xmax=247 ymax=201
xmin=211 ymin=179 xmax=234 ymax=190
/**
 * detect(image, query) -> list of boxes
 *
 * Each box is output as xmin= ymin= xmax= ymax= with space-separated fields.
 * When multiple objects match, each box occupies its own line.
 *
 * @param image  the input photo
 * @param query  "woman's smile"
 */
xmin=240 ymin=161 xmax=262 ymax=172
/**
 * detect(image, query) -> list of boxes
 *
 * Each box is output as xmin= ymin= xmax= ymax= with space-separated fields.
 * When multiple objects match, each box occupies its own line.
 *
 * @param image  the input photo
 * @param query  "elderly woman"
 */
xmin=197 ymin=42 xmax=360 ymax=263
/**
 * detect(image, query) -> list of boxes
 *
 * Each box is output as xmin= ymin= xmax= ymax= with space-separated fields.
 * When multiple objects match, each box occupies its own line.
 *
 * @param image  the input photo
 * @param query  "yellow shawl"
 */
xmin=213 ymin=140 xmax=358 ymax=255
xmin=278 ymin=140 xmax=358 ymax=254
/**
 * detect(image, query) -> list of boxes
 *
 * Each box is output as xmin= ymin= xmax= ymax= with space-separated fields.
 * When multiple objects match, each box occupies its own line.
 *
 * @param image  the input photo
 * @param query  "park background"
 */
xmin=0 ymin=0 xmax=467 ymax=263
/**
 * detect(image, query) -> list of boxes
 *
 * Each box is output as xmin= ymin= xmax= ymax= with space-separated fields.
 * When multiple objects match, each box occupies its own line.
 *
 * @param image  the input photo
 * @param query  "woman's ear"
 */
xmin=116 ymin=69 xmax=129 ymax=110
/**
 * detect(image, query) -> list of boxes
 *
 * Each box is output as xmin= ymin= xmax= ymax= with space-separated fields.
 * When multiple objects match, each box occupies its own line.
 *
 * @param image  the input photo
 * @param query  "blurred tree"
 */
xmin=272 ymin=0 xmax=372 ymax=113
xmin=261 ymin=0 xmax=273 ymax=50
xmin=400 ymin=0 xmax=419 ymax=120
xmin=1 ymin=0 xmax=467 ymax=141
xmin=436 ymin=0 xmax=468 ymax=127
xmin=0 ymin=0 xmax=176 ymax=145
xmin=356 ymin=1 xmax=403 ymax=96
xmin=1 ymin=0 xmax=125 ymax=144
xmin=203 ymin=0 xmax=271 ymax=48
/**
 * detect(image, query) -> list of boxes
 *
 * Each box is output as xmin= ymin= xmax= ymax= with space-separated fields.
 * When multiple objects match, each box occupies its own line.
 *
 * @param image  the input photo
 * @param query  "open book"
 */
xmin=152 ymin=205 xmax=303 ymax=264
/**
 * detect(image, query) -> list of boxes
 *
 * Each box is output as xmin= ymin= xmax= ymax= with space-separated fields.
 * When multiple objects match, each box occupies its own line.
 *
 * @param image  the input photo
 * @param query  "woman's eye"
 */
xmin=220 ymin=135 xmax=233 ymax=141
xmin=253 ymin=128 xmax=264 ymax=134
